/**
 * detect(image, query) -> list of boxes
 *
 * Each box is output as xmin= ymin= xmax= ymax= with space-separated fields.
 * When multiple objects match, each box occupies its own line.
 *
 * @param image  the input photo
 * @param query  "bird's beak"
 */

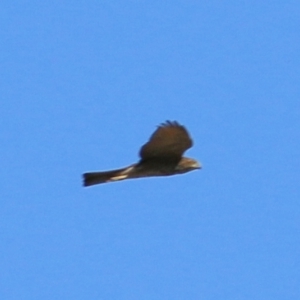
xmin=194 ymin=161 xmax=202 ymax=169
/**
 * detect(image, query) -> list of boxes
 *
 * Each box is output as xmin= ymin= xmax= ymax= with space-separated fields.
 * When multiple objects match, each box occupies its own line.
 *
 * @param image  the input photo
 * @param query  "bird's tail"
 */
xmin=82 ymin=165 xmax=135 ymax=187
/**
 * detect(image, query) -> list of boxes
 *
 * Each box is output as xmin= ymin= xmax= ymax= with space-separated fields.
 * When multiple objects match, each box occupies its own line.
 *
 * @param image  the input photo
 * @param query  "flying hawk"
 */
xmin=83 ymin=121 xmax=201 ymax=186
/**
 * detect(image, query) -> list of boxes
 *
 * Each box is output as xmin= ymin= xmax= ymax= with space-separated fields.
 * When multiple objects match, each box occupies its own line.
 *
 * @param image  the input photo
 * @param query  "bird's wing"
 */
xmin=139 ymin=121 xmax=193 ymax=163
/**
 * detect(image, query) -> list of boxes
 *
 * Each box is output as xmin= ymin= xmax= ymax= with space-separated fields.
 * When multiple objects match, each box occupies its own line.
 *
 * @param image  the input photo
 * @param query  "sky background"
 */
xmin=1 ymin=1 xmax=300 ymax=299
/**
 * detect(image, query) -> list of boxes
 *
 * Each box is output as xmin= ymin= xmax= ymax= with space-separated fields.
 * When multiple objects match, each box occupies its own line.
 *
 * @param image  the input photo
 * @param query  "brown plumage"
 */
xmin=83 ymin=121 xmax=201 ymax=186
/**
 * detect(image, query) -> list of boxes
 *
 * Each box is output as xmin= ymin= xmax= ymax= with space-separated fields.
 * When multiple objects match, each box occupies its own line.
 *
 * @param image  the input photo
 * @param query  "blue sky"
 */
xmin=1 ymin=1 xmax=300 ymax=299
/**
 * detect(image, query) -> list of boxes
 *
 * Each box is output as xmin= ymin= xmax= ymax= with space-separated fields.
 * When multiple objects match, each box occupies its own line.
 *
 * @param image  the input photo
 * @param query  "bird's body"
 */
xmin=83 ymin=121 xmax=201 ymax=186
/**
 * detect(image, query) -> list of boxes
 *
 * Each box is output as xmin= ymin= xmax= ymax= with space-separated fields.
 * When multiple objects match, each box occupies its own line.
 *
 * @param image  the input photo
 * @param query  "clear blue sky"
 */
xmin=1 ymin=1 xmax=299 ymax=299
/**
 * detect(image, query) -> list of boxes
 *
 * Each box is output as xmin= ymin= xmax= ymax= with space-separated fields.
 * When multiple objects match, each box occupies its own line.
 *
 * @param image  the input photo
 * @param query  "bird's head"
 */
xmin=175 ymin=157 xmax=202 ymax=174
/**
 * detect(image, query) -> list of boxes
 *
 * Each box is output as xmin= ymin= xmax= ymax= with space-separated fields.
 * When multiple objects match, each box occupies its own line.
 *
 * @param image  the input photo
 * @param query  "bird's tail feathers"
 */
xmin=83 ymin=165 xmax=135 ymax=187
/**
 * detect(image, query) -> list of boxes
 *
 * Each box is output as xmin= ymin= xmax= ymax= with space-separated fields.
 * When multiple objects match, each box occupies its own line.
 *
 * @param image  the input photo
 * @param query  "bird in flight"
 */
xmin=83 ymin=121 xmax=201 ymax=186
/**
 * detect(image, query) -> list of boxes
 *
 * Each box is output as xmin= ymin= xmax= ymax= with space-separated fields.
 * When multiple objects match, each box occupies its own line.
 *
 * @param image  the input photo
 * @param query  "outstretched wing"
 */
xmin=139 ymin=121 xmax=193 ymax=163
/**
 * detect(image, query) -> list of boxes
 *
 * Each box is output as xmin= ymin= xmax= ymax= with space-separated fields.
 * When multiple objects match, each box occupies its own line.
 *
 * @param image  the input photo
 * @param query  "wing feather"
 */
xmin=139 ymin=121 xmax=193 ymax=163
